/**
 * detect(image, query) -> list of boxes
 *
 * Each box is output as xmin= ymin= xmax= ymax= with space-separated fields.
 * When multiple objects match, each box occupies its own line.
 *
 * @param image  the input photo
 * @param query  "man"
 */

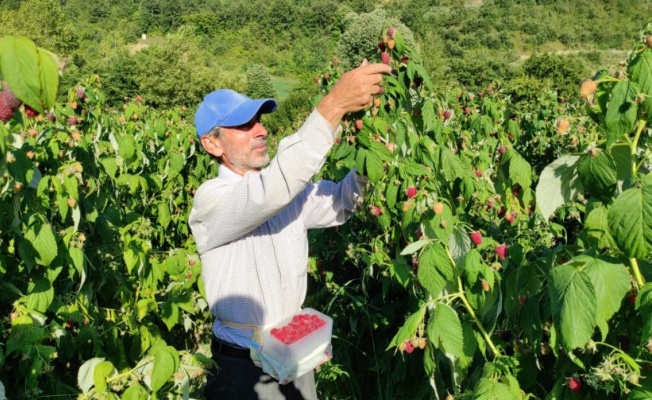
xmin=189 ymin=60 xmax=391 ymax=399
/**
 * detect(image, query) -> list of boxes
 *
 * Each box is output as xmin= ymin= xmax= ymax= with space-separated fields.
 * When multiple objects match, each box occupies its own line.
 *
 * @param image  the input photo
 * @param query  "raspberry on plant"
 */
xmin=24 ymin=105 xmax=39 ymax=118
xmin=579 ymin=80 xmax=597 ymax=99
xmin=381 ymin=52 xmax=390 ymax=65
xmin=443 ymin=109 xmax=452 ymax=120
xmin=470 ymin=231 xmax=482 ymax=246
xmin=386 ymin=27 xmax=396 ymax=39
xmin=0 ymin=96 xmax=14 ymax=122
xmin=433 ymin=202 xmax=444 ymax=215
xmin=496 ymin=244 xmax=508 ymax=260
xmin=355 ymin=119 xmax=363 ymax=130
xmin=406 ymin=186 xmax=417 ymax=199
xmin=1 ymin=82 xmax=21 ymax=109
xmin=567 ymin=377 xmax=581 ymax=393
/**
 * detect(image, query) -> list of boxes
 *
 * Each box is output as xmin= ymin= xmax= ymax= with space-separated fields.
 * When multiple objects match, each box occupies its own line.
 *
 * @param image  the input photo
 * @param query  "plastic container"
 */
xmin=260 ymin=308 xmax=333 ymax=372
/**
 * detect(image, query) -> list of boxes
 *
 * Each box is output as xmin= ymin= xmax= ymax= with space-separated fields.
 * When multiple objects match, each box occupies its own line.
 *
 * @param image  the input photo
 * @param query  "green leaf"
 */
xmin=536 ymin=155 xmax=582 ymax=221
xmin=22 ymin=217 xmax=58 ymax=267
xmin=583 ymin=202 xmax=617 ymax=249
xmin=25 ymin=276 xmax=53 ymax=313
xmin=122 ymin=384 xmax=149 ymax=400
xmin=161 ymin=301 xmax=179 ymax=331
xmin=438 ymin=147 xmax=469 ymax=182
xmin=628 ymin=50 xmax=652 ymax=117
xmin=36 ymin=48 xmax=59 ymax=110
xmin=151 ymin=346 xmax=179 ymax=393
xmin=577 ymin=150 xmax=617 ymax=201
xmin=607 ymin=175 xmax=652 ymax=258
xmin=365 ymin=151 xmax=384 ymax=183
xmin=548 ymin=264 xmax=596 ymax=349
xmin=577 ymin=255 xmax=630 ymax=340
xmin=463 ymin=249 xmax=484 ymax=285
xmin=475 ymin=378 xmax=519 ymax=400
xmin=507 ymin=150 xmax=532 ymax=190
xmin=136 ymin=298 xmax=157 ymax=321
xmin=387 ymin=308 xmax=426 ymax=349
xmin=400 ymin=239 xmax=429 ymax=256
xmin=636 ymin=283 xmax=652 ymax=343
xmin=93 ymin=360 xmax=115 ymax=394
xmin=605 ymin=81 xmax=638 ymax=144
xmin=418 ymin=250 xmax=447 ymax=297
xmin=610 ymin=143 xmax=633 ymax=191
xmin=157 ymin=202 xmax=171 ymax=229
xmin=77 ymin=358 xmax=105 ymax=394
xmin=427 ymin=303 xmax=464 ymax=357
xmin=449 ymin=225 xmax=472 ymax=266
xmin=0 ymin=37 xmax=59 ymax=112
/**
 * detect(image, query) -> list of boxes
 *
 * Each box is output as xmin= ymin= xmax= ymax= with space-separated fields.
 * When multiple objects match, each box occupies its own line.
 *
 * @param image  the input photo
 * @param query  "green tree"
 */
xmin=0 ymin=0 xmax=78 ymax=55
xmin=521 ymin=52 xmax=590 ymax=99
xmin=244 ymin=64 xmax=277 ymax=100
xmin=335 ymin=9 xmax=419 ymax=71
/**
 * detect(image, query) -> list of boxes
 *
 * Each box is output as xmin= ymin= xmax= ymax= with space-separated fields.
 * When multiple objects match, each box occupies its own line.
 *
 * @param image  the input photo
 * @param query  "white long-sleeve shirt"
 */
xmin=188 ymin=110 xmax=363 ymax=348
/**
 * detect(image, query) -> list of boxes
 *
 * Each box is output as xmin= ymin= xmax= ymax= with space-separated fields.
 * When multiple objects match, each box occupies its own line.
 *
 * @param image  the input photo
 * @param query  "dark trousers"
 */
xmin=204 ymin=336 xmax=318 ymax=400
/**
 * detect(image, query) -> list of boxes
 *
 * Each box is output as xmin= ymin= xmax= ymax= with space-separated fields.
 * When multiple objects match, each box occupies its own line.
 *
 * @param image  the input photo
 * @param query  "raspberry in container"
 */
xmin=252 ymin=308 xmax=333 ymax=384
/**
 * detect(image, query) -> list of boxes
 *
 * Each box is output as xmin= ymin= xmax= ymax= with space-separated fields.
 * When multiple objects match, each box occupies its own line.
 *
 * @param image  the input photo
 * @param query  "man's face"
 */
xmin=201 ymin=115 xmax=270 ymax=175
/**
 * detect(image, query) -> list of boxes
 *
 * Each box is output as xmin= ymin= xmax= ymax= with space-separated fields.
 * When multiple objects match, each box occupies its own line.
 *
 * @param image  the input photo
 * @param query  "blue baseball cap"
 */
xmin=194 ymin=89 xmax=278 ymax=137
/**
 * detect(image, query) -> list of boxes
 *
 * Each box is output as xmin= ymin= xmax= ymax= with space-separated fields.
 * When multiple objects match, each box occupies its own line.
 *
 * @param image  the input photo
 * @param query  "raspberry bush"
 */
xmin=2 ymin=22 xmax=652 ymax=400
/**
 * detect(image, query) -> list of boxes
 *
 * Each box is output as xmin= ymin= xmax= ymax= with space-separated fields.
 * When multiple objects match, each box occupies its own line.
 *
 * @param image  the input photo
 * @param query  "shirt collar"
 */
xmin=217 ymin=164 xmax=244 ymax=183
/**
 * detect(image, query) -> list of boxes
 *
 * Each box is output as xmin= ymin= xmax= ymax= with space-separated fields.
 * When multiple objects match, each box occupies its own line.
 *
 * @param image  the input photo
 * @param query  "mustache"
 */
xmin=251 ymin=139 xmax=267 ymax=149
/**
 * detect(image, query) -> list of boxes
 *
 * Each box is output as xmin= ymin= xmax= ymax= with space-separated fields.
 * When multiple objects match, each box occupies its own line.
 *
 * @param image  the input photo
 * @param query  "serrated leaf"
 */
xmin=422 ymin=99 xmax=437 ymax=133
xmin=583 ymin=202 xmax=617 ymax=249
xmin=427 ymin=303 xmax=464 ymax=357
xmin=536 ymin=155 xmax=581 ymax=221
xmin=77 ymin=358 xmax=105 ymax=394
xmin=628 ymin=50 xmax=652 ymax=117
xmin=25 ymin=276 xmax=53 ymax=313
xmin=151 ymin=346 xmax=179 ymax=393
xmin=607 ymin=175 xmax=652 ymax=258
xmin=577 ymin=150 xmax=617 ymax=201
xmin=22 ymin=217 xmax=57 ymax=267
xmin=475 ymin=378 xmax=518 ymax=400
xmin=577 ymin=255 xmax=630 ymax=340
xmin=449 ymin=225 xmax=472 ymax=265
xmin=365 ymin=151 xmax=384 ymax=183
xmin=418 ymin=250 xmax=447 ymax=297
xmin=548 ymin=264 xmax=596 ymax=349
xmin=605 ymin=81 xmax=638 ymax=144
xmin=463 ymin=249 xmax=484 ymax=285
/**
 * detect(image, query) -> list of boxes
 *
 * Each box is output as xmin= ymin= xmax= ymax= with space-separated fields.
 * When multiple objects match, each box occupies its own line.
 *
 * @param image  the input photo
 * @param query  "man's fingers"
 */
xmin=360 ymin=58 xmax=369 ymax=66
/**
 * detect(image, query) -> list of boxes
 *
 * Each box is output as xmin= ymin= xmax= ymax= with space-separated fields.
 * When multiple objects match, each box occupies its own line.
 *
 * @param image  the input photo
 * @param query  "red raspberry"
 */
xmin=406 ymin=186 xmax=417 ymax=199
xmin=381 ymin=53 xmax=390 ymax=65
xmin=1 ymin=84 xmax=21 ymax=109
xmin=24 ymin=105 xmax=39 ymax=118
xmin=496 ymin=244 xmax=508 ymax=260
xmin=470 ymin=231 xmax=482 ymax=246
xmin=0 ymin=96 xmax=14 ymax=122
xmin=404 ymin=340 xmax=414 ymax=354
xmin=567 ymin=377 xmax=581 ymax=393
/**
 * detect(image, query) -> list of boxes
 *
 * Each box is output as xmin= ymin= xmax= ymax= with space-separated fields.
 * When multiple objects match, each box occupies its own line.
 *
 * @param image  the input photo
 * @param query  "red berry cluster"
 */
xmin=270 ymin=314 xmax=326 ymax=345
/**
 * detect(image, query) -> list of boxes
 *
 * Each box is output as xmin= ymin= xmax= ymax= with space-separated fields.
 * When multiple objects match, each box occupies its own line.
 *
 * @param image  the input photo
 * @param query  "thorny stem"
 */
xmin=457 ymin=277 xmax=501 ymax=357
